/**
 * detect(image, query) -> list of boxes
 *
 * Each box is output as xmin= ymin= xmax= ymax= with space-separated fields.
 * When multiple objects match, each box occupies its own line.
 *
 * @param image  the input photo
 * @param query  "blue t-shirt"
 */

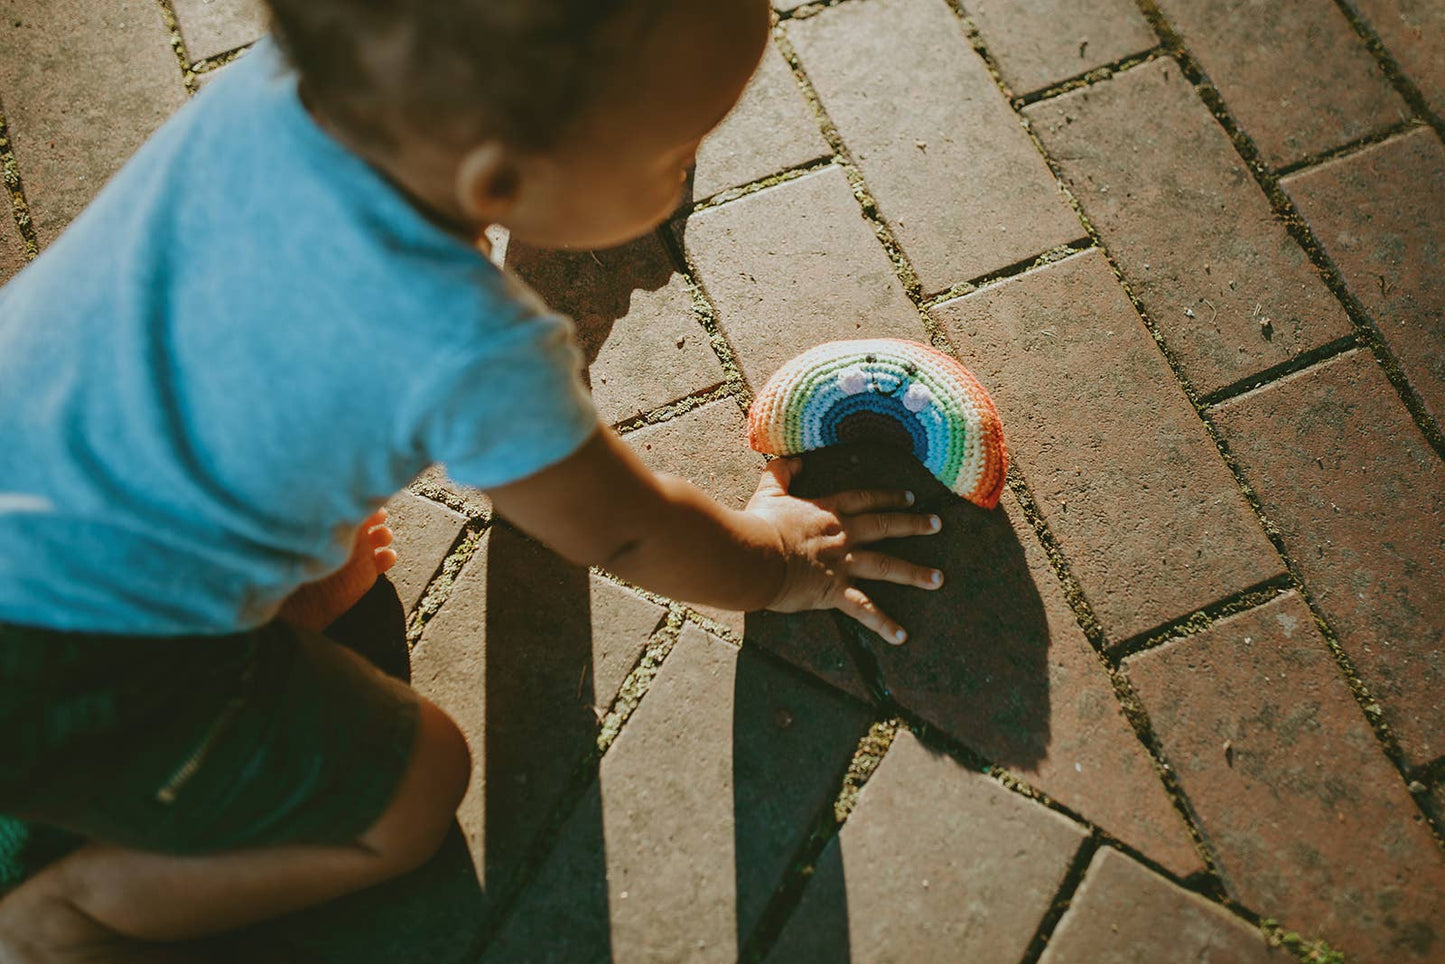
xmin=0 ymin=41 xmax=598 ymax=634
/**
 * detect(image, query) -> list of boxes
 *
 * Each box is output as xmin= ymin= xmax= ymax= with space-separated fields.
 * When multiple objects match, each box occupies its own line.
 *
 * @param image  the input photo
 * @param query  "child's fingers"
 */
xmin=362 ymin=507 xmax=389 ymax=530
xmin=368 ymin=524 xmax=395 ymax=549
xmin=837 ymin=585 xmax=907 ymax=645
xmin=843 ymin=511 xmax=942 ymax=545
xmin=753 ymin=456 xmax=803 ymax=497
xmin=819 ymin=488 xmax=915 ymax=515
xmin=844 ymin=550 xmax=943 ymax=590
xmin=375 ymin=547 xmax=399 ymax=573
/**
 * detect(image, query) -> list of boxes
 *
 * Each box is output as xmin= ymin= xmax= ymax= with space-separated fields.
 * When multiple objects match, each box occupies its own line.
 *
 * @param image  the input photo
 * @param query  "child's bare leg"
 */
xmin=0 ymin=695 xmax=469 ymax=963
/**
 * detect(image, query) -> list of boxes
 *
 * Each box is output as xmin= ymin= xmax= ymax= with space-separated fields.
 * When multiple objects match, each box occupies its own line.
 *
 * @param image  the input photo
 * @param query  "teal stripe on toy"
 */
xmin=747 ymin=338 xmax=1008 ymax=508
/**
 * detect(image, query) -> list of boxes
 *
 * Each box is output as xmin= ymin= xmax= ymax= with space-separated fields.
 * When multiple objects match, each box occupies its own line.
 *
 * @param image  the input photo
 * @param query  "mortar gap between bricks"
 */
xmin=771 ymin=23 xmax=952 ymax=352
xmin=774 ymin=0 xmax=870 ymax=24
xmin=923 ymin=238 xmax=1095 ymax=308
xmin=736 ymin=718 xmax=899 ymax=963
xmin=151 ymin=0 xmax=200 ymax=95
xmin=610 ymin=381 xmax=735 ymax=437
xmin=465 ymin=608 xmax=687 ymax=962
xmin=403 ymin=518 xmax=489 ymax=648
xmin=189 ymin=41 xmax=257 ymax=79
xmin=1330 ymin=0 xmax=1445 ymax=137
xmin=1011 ymin=46 xmax=1167 ymax=109
xmin=1016 ymin=833 xmax=1101 ymax=964
xmin=1273 ymin=118 xmax=1428 ymax=178
xmin=680 ymin=155 xmax=837 ymax=217
xmin=0 ymin=103 xmax=39 ymax=258
xmin=656 ymin=224 xmax=754 ymax=409
xmin=1198 ymin=334 xmax=1363 ymax=408
xmin=1106 ymin=574 xmax=1295 ymax=663
xmin=1406 ymin=755 xmax=1445 ymax=790
xmin=406 ymin=473 xmax=492 ymax=522
xmin=1128 ymin=0 xmax=1445 ymax=460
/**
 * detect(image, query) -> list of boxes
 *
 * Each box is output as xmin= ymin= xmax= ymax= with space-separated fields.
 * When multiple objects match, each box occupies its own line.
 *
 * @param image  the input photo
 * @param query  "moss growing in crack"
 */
xmin=404 ymin=525 xmax=486 ymax=645
xmin=1261 ymin=920 xmax=1348 ymax=963
xmin=833 ymin=719 xmax=898 ymax=822
xmin=595 ymin=610 xmax=685 ymax=751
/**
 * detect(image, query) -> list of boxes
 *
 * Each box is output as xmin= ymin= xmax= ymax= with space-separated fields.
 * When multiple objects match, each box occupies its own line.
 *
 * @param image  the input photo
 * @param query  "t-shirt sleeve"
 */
xmin=413 ymin=295 xmax=599 ymax=491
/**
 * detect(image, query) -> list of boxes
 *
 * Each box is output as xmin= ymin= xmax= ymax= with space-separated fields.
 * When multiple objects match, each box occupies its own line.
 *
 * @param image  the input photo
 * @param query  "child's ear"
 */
xmin=454 ymin=142 xmax=521 ymax=221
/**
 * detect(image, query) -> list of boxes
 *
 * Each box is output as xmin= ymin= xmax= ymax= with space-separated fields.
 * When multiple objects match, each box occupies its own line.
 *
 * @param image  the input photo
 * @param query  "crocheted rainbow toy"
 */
xmin=747 ymin=338 xmax=1008 ymax=509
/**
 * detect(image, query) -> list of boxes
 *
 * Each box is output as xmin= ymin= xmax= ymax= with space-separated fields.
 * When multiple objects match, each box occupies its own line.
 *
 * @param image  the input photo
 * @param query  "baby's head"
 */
xmin=264 ymin=0 xmax=769 ymax=249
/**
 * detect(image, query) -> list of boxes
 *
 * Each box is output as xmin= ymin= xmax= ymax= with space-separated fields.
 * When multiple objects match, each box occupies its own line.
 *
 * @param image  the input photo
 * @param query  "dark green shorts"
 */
xmin=0 ymin=588 xmax=420 ymax=859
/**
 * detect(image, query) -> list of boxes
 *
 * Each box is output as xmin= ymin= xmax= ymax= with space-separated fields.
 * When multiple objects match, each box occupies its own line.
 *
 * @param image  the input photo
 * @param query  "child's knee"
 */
xmin=358 ymin=699 xmax=471 ymax=875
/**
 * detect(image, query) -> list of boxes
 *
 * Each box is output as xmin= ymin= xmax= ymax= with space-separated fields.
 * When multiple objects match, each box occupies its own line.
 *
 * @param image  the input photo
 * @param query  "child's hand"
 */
xmin=745 ymin=457 xmax=944 ymax=645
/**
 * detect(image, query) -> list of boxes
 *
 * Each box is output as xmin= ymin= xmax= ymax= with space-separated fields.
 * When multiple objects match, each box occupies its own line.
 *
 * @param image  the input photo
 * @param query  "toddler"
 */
xmin=0 ymin=0 xmax=943 ymax=959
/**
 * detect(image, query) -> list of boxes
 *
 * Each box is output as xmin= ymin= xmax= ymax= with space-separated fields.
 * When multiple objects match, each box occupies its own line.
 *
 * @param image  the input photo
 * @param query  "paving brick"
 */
xmin=966 ymin=0 xmax=1158 ymax=95
xmin=785 ymin=442 xmax=1203 ymax=876
xmin=677 ymin=165 xmax=924 ymax=388
xmin=506 ymin=233 xmax=725 ymax=425
xmin=1211 ymin=350 xmax=1445 ymax=766
xmin=1351 ymin=0 xmax=1445 ymax=121
xmin=1038 ymin=847 xmax=1285 ymax=964
xmin=742 ymin=609 xmax=873 ymax=703
xmin=410 ymin=463 xmax=491 ymax=519
xmin=380 ymin=490 xmax=465 ymax=614
xmin=1284 ymin=128 xmax=1445 ymax=427
xmin=483 ymin=626 xmax=871 ymax=963
xmin=1124 ymin=593 xmax=1445 ymax=962
xmin=1153 ymin=0 xmax=1406 ymax=168
xmin=171 ymin=0 xmax=266 ymax=62
xmin=0 ymin=0 xmax=188 ymax=244
xmin=0 ymin=211 xmax=26 ymax=285
xmin=764 ymin=729 xmax=1087 ymax=963
xmin=788 ymin=0 xmax=1080 ymax=293
xmin=1025 ymin=59 xmax=1354 ymax=395
xmin=624 ymin=396 xmax=765 ymax=510
xmin=410 ymin=526 xmax=665 ymax=899
xmin=691 ymin=42 xmax=830 ymax=200
xmin=936 ymin=249 xmax=1282 ymax=642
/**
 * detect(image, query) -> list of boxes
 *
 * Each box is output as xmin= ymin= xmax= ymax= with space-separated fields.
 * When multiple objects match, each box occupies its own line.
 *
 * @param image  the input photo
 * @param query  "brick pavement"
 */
xmin=3 ymin=0 xmax=1443 ymax=961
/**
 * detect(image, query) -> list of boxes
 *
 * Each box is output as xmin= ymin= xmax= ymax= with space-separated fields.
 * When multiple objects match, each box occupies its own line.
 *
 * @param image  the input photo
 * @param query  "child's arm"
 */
xmin=487 ymin=426 xmax=943 ymax=644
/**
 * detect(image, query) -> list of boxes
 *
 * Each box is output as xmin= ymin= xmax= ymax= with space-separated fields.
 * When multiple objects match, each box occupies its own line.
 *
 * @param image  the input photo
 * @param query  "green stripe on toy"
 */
xmin=747 ymin=338 xmax=1008 ymax=508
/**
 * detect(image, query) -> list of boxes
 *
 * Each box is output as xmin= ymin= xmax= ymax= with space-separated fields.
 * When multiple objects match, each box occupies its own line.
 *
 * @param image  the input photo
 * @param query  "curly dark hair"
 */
xmin=263 ymin=0 xmax=641 ymax=153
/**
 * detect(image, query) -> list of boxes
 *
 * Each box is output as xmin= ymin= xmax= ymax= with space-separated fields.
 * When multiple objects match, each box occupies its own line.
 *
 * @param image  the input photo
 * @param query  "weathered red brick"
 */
xmin=784 ymin=442 xmax=1203 ymax=876
xmin=0 ymin=211 xmax=27 ymax=284
xmin=677 ymin=165 xmax=924 ymax=388
xmin=0 ymin=0 xmax=188 ymax=243
xmin=691 ymin=42 xmax=830 ymax=201
xmin=765 ymin=729 xmax=1087 ymax=963
xmin=483 ymin=626 xmax=871 ymax=962
xmin=1153 ymin=0 xmax=1406 ymax=168
xmin=1284 ymin=128 xmax=1445 ymax=427
xmin=171 ymin=0 xmax=266 ymax=62
xmin=410 ymin=525 xmax=666 ymax=893
xmin=1025 ymin=59 xmax=1353 ymax=395
xmin=506 ymin=233 xmax=725 ymax=424
xmin=1039 ymin=846 xmax=1286 ymax=964
xmin=624 ymin=396 xmax=766 ymax=510
xmin=1351 ymin=0 xmax=1445 ymax=121
xmin=936 ymin=249 xmax=1282 ymax=643
xmin=1211 ymin=350 xmax=1445 ymax=766
xmin=1124 ymin=593 xmax=1445 ymax=962
xmin=788 ymin=0 xmax=1081 ymax=293
xmin=967 ymin=0 xmax=1158 ymax=95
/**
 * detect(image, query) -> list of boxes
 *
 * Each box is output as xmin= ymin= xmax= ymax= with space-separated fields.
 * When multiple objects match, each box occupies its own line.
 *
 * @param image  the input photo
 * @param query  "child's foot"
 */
xmin=278 ymin=509 xmax=397 ymax=632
